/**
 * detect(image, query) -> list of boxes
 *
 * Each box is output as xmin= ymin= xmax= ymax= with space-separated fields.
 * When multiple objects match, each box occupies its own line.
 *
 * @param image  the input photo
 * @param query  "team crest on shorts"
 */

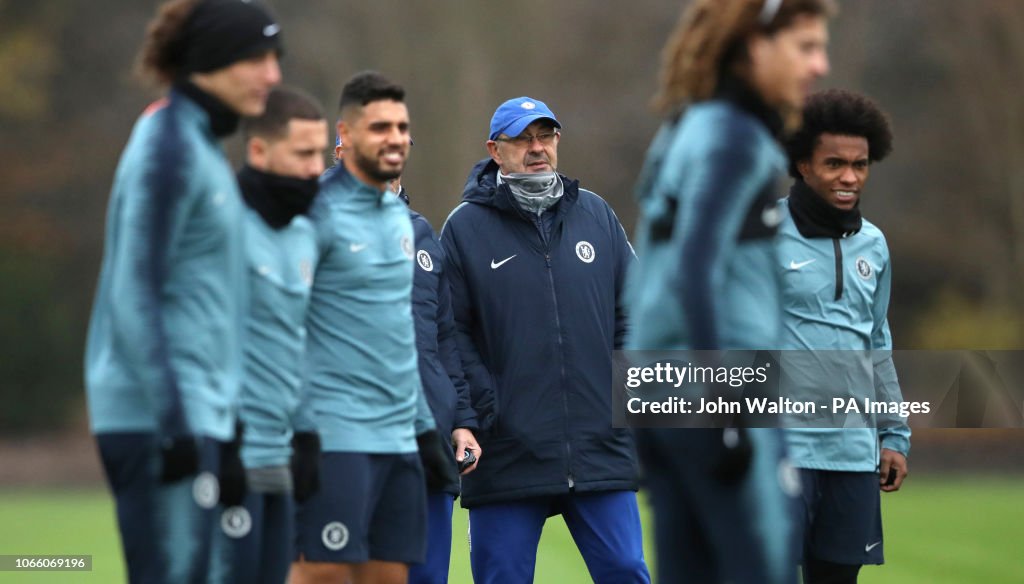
xmin=322 ymin=521 xmax=350 ymax=551
xmin=575 ymin=241 xmax=595 ymax=264
xmin=401 ymin=236 xmax=415 ymax=260
xmin=192 ymin=472 xmax=219 ymax=509
xmin=855 ymin=256 xmax=873 ymax=280
xmin=221 ymin=506 xmax=252 ymax=539
xmin=416 ymin=250 xmax=434 ymax=272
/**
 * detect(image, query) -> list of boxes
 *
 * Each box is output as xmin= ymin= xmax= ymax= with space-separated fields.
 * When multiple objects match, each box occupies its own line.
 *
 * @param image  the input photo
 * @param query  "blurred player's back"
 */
xmin=625 ymin=1 xmax=834 ymax=582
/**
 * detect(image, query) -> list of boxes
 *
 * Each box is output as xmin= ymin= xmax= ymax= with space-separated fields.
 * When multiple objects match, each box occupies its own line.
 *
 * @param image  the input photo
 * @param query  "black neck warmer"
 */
xmin=175 ymin=81 xmax=239 ymax=138
xmin=788 ymin=179 xmax=863 ymax=239
xmin=238 ymin=165 xmax=319 ymax=229
xmin=715 ymin=73 xmax=785 ymax=138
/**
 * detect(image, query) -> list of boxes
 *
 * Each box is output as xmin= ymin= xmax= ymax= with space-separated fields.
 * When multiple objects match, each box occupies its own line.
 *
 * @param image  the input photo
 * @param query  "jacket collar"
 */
xmin=714 ymin=74 xmax=785 ymax=139
xmin=237 ymin=164 xmax=319 ymax=229
xmin=320 ymin=162 xmax=396 ymax=206
xmin=787 ymin=179 xmax=863 ymax=239
xmin=461 ymin=158 xmax=580 ymax=221
xmin=171 ymin=81 xmax=240 ymax=138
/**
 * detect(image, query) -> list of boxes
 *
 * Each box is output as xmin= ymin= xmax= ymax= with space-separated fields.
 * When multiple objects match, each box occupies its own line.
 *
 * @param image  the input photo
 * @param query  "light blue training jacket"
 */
xmin=777 ymin=197 xmax=911 ymax=471
xmin=85 ymin=88 xmax=246 ymax=442
xmin=297 ymin=163 xmax=432 ymax=454
xmin=626 ymin=99 xmax=787 ymax=351
xmin=238 ymin=207 xmax=319 ymax=469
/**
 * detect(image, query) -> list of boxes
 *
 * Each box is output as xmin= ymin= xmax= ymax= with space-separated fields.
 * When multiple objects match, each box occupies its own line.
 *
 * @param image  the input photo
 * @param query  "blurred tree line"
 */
xmin=1 ymin=0 xmax=1022 ymax=435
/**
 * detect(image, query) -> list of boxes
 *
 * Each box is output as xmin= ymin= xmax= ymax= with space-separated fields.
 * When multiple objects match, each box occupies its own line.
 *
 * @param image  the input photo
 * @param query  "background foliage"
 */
xmin=1 ymin=0 xmax=1023 ymax=432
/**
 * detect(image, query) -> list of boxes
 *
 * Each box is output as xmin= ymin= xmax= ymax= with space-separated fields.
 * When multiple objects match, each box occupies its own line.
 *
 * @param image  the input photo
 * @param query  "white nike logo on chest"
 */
xmin=490 ymin=255 xmax=516 ymax=269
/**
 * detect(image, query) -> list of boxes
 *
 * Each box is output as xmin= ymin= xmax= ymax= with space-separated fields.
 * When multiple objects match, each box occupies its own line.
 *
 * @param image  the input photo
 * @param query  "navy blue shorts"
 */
xmin=295 ymin=451 xmax=427 ymax=564
xmin=96 ymin=432 xmax=221 ymax=584
xmin=636 ymin=427 xmax=799 ymax=584
xmin=209 ymin=490 xmax=294 ymax=584
xmin=794 ymin=469 xmax=884 ymax=566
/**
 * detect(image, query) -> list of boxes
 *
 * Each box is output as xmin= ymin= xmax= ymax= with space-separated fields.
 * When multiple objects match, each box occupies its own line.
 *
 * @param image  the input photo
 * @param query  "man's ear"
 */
xmin=247 ymin=136 xmax=269 ymax=170
xmin=796 ymin=159 xmax=811 ymax=180
xmin=337 ymin=119 xmax=351 ymax=151
xmin=486 ymin=140 xmax=502 ymax=167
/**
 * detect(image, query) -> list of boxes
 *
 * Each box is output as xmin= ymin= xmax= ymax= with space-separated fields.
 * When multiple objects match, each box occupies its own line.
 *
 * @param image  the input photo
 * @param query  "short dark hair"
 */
xmin=243 ymin=86 xmax=325 ymax=141
xmin=338 ymin=71 xmax=405 ymax=115
xmin=787 ymin=89 xmax=894 ymax=178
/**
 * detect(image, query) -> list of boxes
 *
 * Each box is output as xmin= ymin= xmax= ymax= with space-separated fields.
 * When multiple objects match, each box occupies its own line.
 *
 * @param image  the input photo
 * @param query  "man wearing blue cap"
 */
xmin=440 ymin=97 xmax=650 ymax=583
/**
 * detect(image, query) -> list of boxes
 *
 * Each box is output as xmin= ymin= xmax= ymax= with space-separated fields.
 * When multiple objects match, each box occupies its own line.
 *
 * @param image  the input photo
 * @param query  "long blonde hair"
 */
xmin=653 ymin=0 xmax=835 ymax=115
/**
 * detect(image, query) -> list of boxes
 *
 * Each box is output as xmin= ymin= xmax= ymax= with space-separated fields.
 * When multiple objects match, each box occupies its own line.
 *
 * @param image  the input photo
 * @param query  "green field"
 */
xmin=0 ymin=475 xmax=1020 ymax=583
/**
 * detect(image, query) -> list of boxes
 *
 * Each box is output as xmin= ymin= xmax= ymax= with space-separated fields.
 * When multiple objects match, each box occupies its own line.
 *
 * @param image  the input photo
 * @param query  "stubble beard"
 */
xmin=353 ymin=147 xmax=403 ymax=184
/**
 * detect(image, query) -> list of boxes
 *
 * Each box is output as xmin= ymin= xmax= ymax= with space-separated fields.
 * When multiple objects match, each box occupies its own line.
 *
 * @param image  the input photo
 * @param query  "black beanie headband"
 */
xmin=177 ymin=0 xmax=283 ymax=76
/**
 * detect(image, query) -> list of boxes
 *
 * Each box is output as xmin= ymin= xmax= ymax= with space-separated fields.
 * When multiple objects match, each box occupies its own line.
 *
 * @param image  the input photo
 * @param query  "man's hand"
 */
xmin=879 ymin=448 xmax=908 ymax=492
xmin=219 ymin=421 xmax=248 ymax=507
xmin=160 ymin=435 xmax=199 ymax=483
xmin=452 ymin=428 xmax=481 ymax=475
xmin=290 ymin=431 xmax=321 ymax=503
xmin=712 ymin=427 xmax=753 ymax=485
xmin=417 ymin=430 xmax=460 ymax=491
xmin=159 ymin=409 xmax=197 ymax=483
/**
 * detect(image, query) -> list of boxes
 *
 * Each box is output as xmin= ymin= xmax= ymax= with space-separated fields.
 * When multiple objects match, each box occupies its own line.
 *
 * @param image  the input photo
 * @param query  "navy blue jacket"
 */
xmin=410 ymin=207 xmax=476 ymax=495
xmin=440 ymin=159 xmax=639 ymax=507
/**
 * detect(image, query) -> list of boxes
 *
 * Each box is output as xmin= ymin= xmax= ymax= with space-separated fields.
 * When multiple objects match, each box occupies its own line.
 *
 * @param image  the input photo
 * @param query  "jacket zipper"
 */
xmin=832 ymin=238 xmax=844 ymax=301
xmin=534 ymin=215 xmax=574 ymax=490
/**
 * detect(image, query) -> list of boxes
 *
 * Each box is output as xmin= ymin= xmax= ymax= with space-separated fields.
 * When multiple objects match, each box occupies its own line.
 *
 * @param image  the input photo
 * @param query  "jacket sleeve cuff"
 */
xmin=880 ymin=433 xmax=910 ymax=457
xmin=453 ymin=410 xmax=479 ymax=432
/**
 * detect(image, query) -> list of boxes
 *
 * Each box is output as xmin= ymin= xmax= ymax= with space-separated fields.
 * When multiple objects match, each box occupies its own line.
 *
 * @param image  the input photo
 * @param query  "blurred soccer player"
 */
xmin=206 ymin=86 xmax=327 ymax=584
xmin=290 ymin=71 xmax=455 ymax=584
xmin=626 ymin=0 xmax=833 ymax=582
xmin=779 ymin=89 xmax=908 ymax=584
xmin=84 ymin=0 xmax=281 ymax=581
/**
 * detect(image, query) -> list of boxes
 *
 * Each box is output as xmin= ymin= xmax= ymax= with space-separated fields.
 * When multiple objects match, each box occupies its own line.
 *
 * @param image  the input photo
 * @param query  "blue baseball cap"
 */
xmin=489 ymin=97 xmax=561 ymax=140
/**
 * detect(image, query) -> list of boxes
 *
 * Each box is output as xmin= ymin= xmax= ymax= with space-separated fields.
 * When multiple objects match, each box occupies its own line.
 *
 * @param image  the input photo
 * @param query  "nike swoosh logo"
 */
xmin=789 ymin=259 xmax=816 ymax=270
xmin=490 ymin=255 xmax=516 ymax=269
xmin=865 ymin=541 xmax=882 ymax=552
xmin=263 ymin=24 xmax=280 ymax=37
xmin=349 ymin=243 xmax=368 ymax=253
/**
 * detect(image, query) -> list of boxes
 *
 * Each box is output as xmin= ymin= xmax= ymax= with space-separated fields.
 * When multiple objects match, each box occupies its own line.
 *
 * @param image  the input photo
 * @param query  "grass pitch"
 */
xmin=0 ymin=474 xmax=1020 ymax=583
